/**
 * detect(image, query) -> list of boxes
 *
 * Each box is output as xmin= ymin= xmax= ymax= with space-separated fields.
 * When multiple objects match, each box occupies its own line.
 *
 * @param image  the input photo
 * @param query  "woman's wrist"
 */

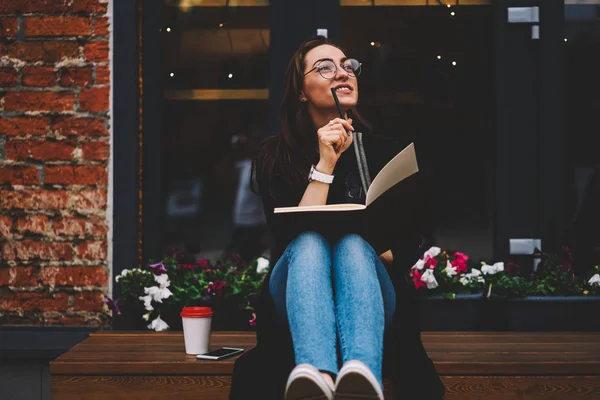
xmin=316 ymin=160 xmax=335 ymax=175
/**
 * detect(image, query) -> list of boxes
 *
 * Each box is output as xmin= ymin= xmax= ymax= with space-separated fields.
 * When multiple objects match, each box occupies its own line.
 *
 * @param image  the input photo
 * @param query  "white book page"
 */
xmin=274 ymin=203 xmax=366 ymax=214
xmin=365 ymin=142 xmax=419 ymax=206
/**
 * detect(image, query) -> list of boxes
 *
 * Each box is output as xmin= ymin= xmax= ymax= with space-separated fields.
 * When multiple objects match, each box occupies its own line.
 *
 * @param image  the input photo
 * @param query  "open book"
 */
xmin=274 ymin=143 xmax=419 ymax=214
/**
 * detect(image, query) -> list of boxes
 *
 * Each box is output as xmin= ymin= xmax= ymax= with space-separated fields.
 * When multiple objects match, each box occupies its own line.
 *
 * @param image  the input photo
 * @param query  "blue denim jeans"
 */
xmin=269 ymin=231 xmax=396 ymax=387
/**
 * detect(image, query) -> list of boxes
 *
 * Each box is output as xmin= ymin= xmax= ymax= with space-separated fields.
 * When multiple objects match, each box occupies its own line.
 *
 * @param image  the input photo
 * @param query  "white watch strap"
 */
xmin=309 ymin=165 xmax=334 ymax=184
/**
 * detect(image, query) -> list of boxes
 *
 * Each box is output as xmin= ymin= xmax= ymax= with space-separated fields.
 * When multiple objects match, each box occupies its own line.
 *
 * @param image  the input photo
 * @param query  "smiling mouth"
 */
xmin=333 ymin=85 xmax=353 ymax=93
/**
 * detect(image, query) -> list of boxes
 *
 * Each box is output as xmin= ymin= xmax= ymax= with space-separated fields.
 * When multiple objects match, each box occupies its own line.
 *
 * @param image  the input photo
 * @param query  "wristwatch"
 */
xmin=308 ymin=165 xmax=334 ymax=184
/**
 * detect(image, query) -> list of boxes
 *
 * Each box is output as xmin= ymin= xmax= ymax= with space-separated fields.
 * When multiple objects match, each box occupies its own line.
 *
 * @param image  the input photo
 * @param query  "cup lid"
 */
xmin=180 ymin=306 xmax=213 ymax=318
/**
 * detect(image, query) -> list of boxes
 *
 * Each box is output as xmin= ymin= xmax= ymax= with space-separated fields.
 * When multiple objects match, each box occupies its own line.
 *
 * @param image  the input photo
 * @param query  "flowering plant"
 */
xmin=487 ymin=246 xmax=600 ymax=298
xmin=106 ymin=251 xmax=271 ymax=331
xmin=410 ymin=247 xmax=485 ymax=299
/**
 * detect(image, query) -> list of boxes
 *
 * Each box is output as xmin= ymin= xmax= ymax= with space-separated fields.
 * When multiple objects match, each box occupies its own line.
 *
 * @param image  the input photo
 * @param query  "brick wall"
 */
xmin=0 ymin=0 xmax=111 ymax=326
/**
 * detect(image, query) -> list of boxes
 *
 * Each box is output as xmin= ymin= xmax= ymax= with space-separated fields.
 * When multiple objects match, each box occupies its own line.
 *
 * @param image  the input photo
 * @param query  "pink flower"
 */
xmin=148 ymin=262 xmax=167 ymax=275
xmin=451 ymin=259 xmax=468 ymax=274
xmin=454 ymin=252 xmax=469 ymax=263
xmin=424 ymin=256 xmax=437 ymax=269
xmin=411 ymin=270 xmax=427 ymax=290
xmin=196 ymin=259 xmax=209 ymax=269
xmin=249 ymin=313 xmax=257 ymax=326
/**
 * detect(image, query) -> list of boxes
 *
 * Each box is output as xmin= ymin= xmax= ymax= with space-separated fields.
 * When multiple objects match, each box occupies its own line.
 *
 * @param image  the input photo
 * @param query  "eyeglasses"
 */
xmin=304 ymin=58 xmax=362 ymax=80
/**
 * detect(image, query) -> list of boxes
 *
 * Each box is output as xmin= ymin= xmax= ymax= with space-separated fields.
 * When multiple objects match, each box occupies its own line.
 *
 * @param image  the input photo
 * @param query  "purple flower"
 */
xmin=104 ymin=297 xmax=121 ymax=315
xmin=148 ymin=262 xmax=167 ymax=275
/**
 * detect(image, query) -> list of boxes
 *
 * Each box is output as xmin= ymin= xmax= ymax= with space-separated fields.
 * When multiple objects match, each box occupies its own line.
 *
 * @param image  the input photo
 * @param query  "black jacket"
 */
xmin=230 ymin=132 xmax=445 ymax=399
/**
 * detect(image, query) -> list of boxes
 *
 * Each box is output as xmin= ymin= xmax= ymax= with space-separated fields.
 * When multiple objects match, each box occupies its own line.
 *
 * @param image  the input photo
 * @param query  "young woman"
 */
xmin=230 ymin=36 xmax=445 ymax=400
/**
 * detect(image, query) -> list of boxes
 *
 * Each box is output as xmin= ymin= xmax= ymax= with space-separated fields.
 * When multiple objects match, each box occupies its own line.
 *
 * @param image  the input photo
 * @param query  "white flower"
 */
xmin=154 ymin=273 xmax=171 ymax=288
xmin=139 ymin=294 xmax=154 ymax=311
xmin=421 ymin=269 xmax=439 ymax=289
xmin=470 ymin=268 xmax=482 ymax=277
xmin=115 ymin=269 xmax=131 ymax=282
xmin=444 ymin=261 xmax=457 ymax=276
xmin=424 ymin=247 xmax=441 ymax=259
xmin=412 ymin=259 xmax=425 ymax=270
xmin=460 ymin=276 xmax=469 ymax=286
xmin=142 ymin=312 xmax=151 ymax=321
xmin=144 ymin=285 xmax=173 ymax=303
xmin=256 ymin=257 xmax=270 ymax=274
xmin=481 ymin=262 xmax=504 ymax=275
xmin=589 ymin=274 xmax=600 ymax=287
xmin=148 ymin=316 xmax=169 ymax=332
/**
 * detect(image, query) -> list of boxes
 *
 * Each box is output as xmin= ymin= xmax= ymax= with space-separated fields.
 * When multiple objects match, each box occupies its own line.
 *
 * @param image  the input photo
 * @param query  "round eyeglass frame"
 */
xmin=304 ymin=59 xmax=362 ymax=80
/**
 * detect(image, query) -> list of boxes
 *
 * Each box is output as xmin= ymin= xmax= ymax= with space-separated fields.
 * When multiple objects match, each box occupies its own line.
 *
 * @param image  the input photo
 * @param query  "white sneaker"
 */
xmin=334 ymin=360 xmax=384 ymax=400
xmin=284 ymin=364 xmax=335 ymax=400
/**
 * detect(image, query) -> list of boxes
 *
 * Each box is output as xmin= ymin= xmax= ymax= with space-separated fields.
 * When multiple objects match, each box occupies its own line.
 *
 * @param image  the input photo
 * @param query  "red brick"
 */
xmin=94 ymin=66 xmax=109 ymax=85
xmin=0 ymin=190 xmax=70 ymax=210
xmin=52 ymin=216 xmax=86 ymax=236
xmin=0 ymin=292 xmax=69 ymax=312
xmin=25 ymin=17 xmax=92 ymax=37
xmin=79 ymin=87 xmax=109 ymax=112
xmin=0 ymin=266 xmax=38 ymax=287
xmin=77 ymin=240 xmax=106 ymax=260
xmin=40 ymin=266 xmax=107 ymax=287
xmin=74 ymin=190 xmax=106 ymax=212
xmin=89 ymin=215 xmax=107 ymax=237
xmin=0 ymin=215 xmax=13 ymax=237
xmin=51 ymin=117 xmax=107 ymax=137
xmin=0 ymin=166 xmax=40 ymax=185
xmin=6 ymin=139 xmax=75 ymax=161
xmin=45 ymin=166 xmax=106 ymax=185
xmin=80 ymin=141 xmax=109 ymax=161
xmin=74 ymin=291 xmax=104 ymax=312
xmin=16 ymin=215 xmax=50 ymax=235
xmin=72 ymin=0 xmax=108 ymax=14
xmin=59 ymin=67 xmax=92 ymax=87
xmin=22 ymin=67 xmax=56 ymax=87
xmin=0 ymin=1 xmax=83 ymax=14
xmin=0 ymin=18 xmax=18 ymax=38
xmin=0 ymin=67 xmax=18 ymax=87
xmin=1 ymin=240 xmax=74 ymax=261
xmin=3 ymin=91 xmax=76 ymax=112
xmin=94 ymin=16 xmax=109 ymax=36
xmin=83 ymin=41 xmax=108 ymax=62
xmin=7 ymin=42 xmax=80 ymax=63
xmin=0 ymin=117 xmax=48 ymax=137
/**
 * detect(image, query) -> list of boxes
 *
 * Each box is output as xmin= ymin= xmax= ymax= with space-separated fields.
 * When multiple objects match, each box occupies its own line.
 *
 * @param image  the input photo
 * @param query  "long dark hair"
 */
xmin=252 ymin=36 xmax=370 ymax=198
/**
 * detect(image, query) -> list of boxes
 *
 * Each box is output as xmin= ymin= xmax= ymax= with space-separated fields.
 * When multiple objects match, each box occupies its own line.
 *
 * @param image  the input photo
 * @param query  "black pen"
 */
xmin=331 ymin=88 xmax=351 ymax=136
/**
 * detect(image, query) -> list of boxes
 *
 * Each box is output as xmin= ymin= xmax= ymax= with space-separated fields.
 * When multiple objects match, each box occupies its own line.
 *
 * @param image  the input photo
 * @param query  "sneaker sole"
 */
xmin=335 ymin=370 xmax=382 ymax=400
xmin=286 ymin=376 xmax=332 ymax=400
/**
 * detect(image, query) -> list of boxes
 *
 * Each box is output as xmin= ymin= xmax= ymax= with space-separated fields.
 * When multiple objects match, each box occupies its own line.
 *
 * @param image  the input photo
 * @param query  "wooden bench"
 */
xmin=50 ymin=331 xmax=600 ymax=399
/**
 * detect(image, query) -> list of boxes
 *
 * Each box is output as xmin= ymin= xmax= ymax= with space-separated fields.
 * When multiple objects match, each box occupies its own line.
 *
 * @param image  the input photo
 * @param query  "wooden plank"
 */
xmin=52 ymin=332 xmax=600 ymax=376
xmin=51 ymin=376 xmax=232 ymax=400
xmin=164 ymin=0 xmax=491 ymax=6
xmin=442 ymin=376 xmax=600 ymax=399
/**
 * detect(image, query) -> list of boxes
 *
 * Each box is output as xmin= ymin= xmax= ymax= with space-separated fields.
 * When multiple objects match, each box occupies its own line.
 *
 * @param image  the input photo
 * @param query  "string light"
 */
xmin=437 ymin=55 xmax=442 ymax=60
xmin=370 ymin=42 xmax=375 ymax=46
xmin=564 ymin=38 xmax=568 ymax=42
xmin=166 ymin=27 xmax=171 ymax=32
xmin=219 ymin=23 xmax=224 ymax=28
xmin=450 ymin=11 xmax=455 ymax=16
xmin=228 ymin=73 xmax=233 ymax=79
xmin=447 ymin=4 xmax=451 ymax=8
xmin=452 ymin=61 xmax=457 ymax=66
xmin=170 ymin=72 xmax=175 ymax=77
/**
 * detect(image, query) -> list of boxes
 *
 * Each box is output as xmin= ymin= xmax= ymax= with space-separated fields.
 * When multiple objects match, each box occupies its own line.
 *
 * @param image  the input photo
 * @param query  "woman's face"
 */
xmin=301 ymin=45 xmax=359 ymax=113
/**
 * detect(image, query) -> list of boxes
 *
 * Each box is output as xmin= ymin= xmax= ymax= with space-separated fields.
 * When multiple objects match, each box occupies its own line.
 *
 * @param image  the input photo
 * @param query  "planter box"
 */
xmin=418 ymin=293 xmax=486 ymax=331
xmin=485 ymin=296 xmax=600 ymax=331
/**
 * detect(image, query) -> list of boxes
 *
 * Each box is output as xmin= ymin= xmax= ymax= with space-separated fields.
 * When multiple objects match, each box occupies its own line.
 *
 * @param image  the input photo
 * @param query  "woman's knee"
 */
xmin=287 ymin=231 xmax=331 ymax=269
xmin=333 ymin=234 xmax=377 ymax=273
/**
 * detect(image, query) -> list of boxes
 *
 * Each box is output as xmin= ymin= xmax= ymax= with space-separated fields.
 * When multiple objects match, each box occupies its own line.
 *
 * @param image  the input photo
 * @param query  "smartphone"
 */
xmin=195 ymin=347 xmax=244 ymax=360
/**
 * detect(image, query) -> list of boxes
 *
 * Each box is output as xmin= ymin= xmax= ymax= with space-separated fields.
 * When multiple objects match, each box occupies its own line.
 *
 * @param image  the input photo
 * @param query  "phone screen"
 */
xmin=201 ymin=348 xmax=242 ymax=357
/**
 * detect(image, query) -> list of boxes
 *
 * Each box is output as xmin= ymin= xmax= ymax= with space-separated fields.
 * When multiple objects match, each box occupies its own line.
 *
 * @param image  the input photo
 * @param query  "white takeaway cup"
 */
xmin=180 ymin=306 xmax=213 ymax=355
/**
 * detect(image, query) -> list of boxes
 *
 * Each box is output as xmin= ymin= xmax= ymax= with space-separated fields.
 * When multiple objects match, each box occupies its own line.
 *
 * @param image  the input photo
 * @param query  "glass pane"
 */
xmin=564 ymin=3 xmax=600 ymax=270
xmin=162 ymin=3 xmax=271 ymax=264
xmin=341 ymin=4 xmax=494 ymax=260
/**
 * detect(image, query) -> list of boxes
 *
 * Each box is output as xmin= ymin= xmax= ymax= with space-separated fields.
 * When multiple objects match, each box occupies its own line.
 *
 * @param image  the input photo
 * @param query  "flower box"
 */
xmin=418 ymin=293 xmax=486 ymax=331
